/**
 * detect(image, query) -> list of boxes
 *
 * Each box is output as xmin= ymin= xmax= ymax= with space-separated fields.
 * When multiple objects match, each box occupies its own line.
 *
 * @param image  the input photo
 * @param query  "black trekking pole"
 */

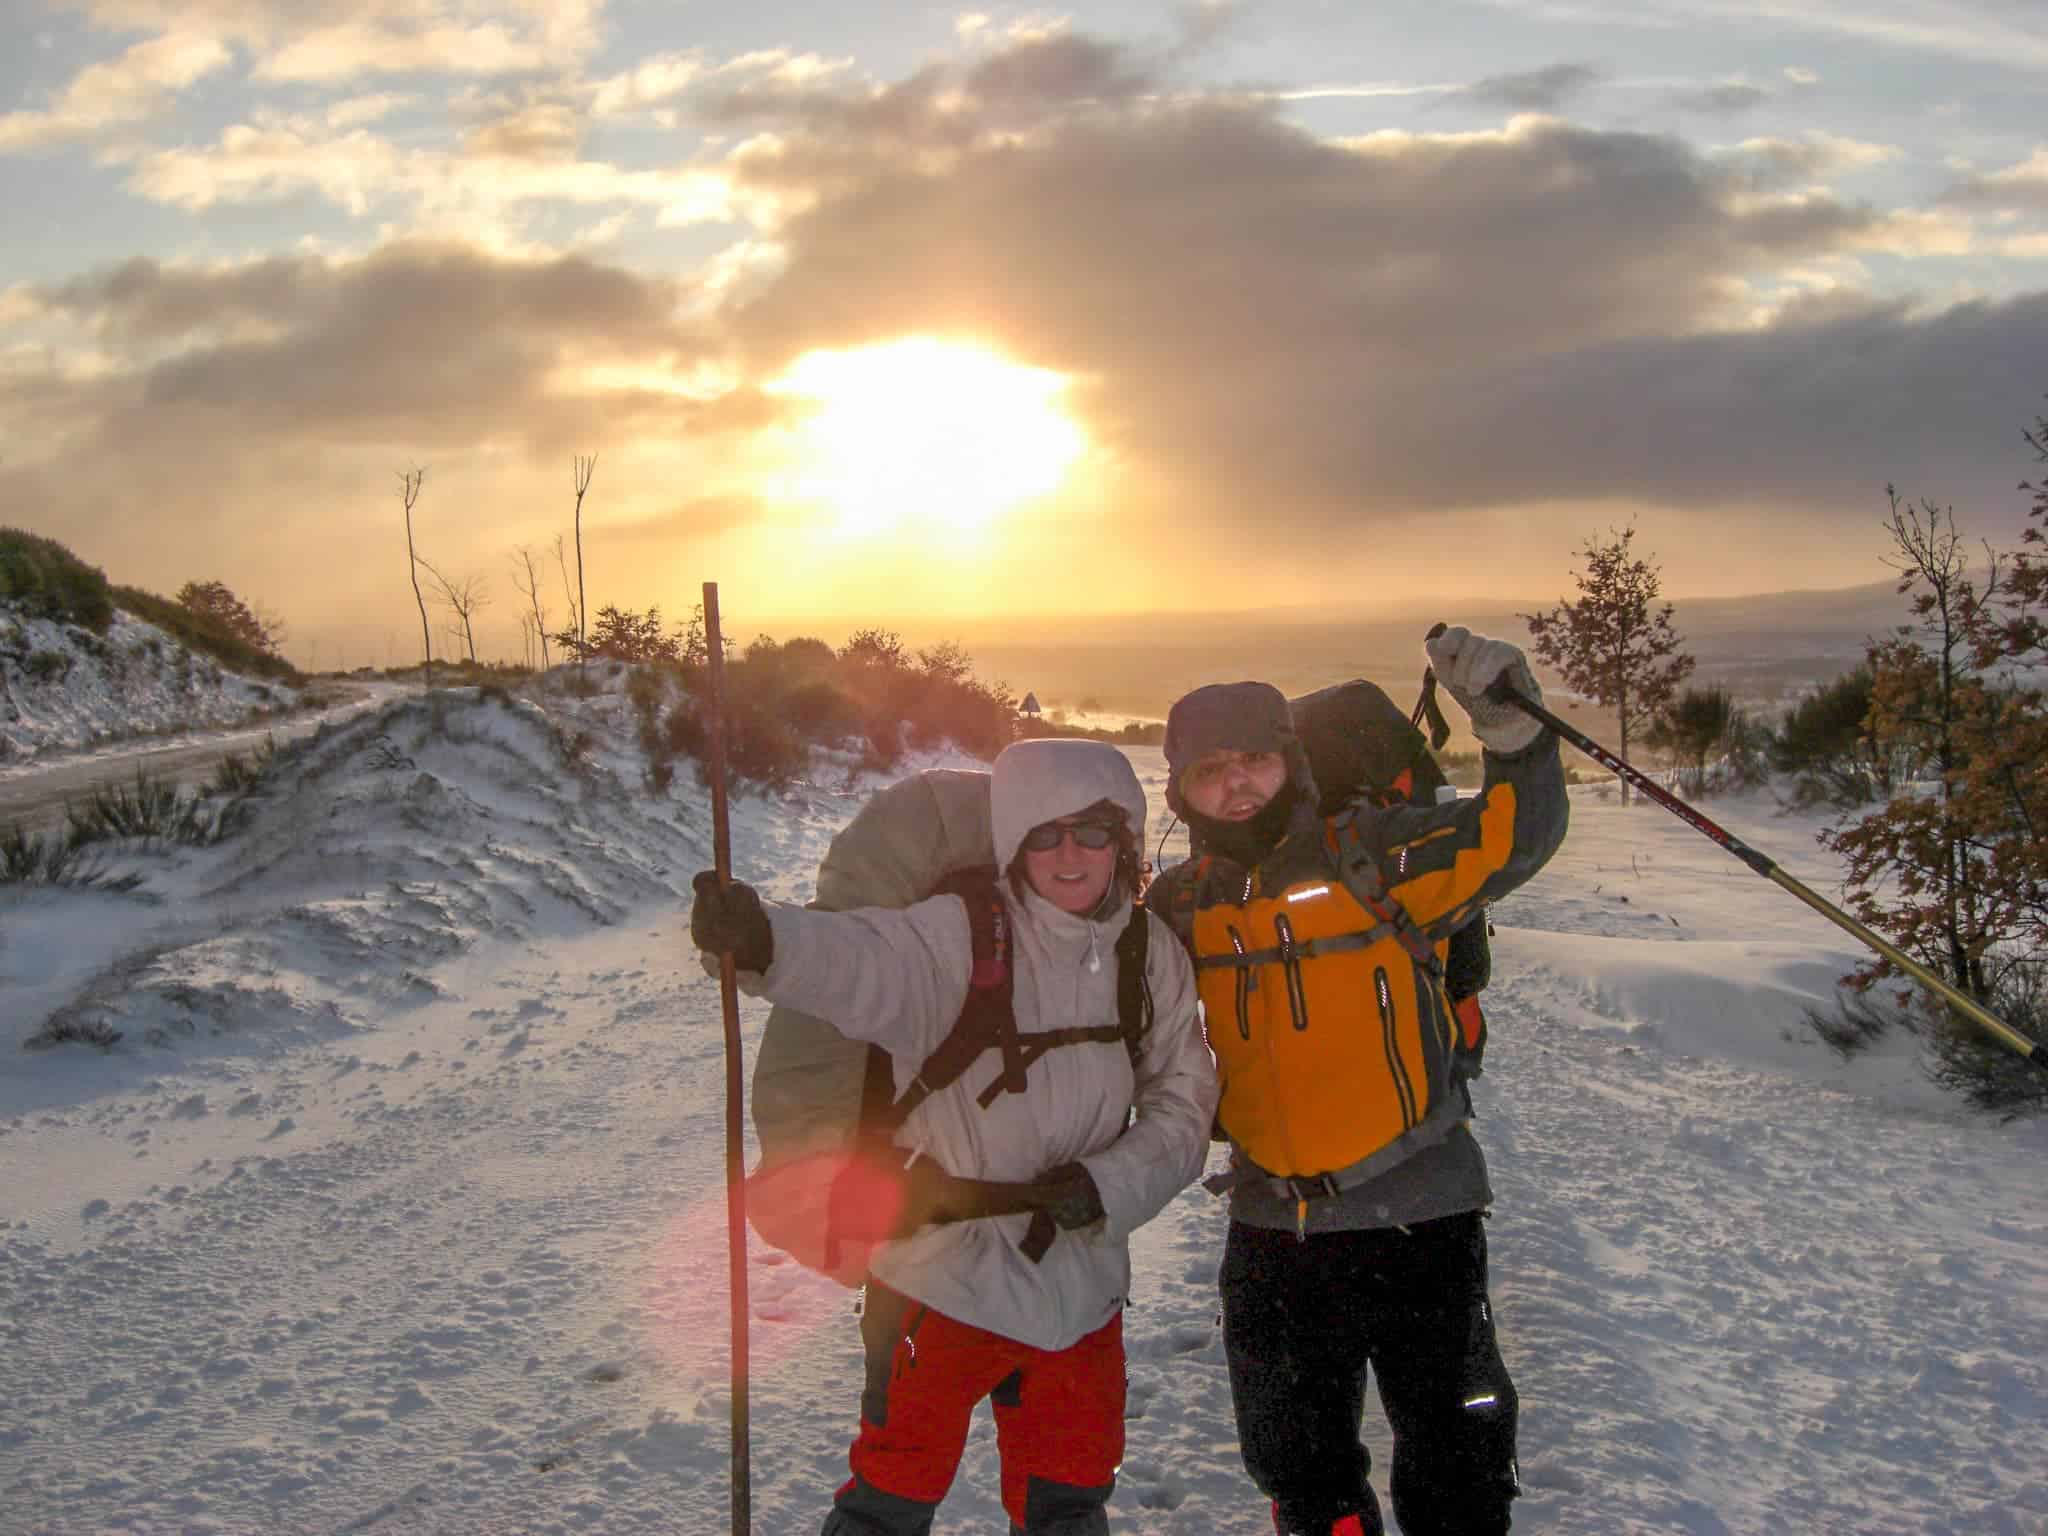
xmin=1425 ymin=624 xmax=2048 ymax=1076
xmin=702 ymin=581 xmax=754 ymax=1534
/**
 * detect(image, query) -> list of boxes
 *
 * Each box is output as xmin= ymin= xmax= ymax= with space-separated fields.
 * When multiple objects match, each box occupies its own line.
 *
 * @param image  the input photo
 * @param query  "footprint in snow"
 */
xmin=1124 ymin=1379 xmax=1159 ymax=1420
xmin=1144 ymin=1321 xmax=1211 ymax=1357
xmin=1134 ymin=1473 xmax=1188 ymax=1511
xmin=533 ymin=1413 xmax=613 ymax=1471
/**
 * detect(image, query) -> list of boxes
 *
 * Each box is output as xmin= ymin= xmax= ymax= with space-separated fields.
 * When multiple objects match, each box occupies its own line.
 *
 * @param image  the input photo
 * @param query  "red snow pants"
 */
xmin=825 ymin=1276 xmax=1125 ymax=1534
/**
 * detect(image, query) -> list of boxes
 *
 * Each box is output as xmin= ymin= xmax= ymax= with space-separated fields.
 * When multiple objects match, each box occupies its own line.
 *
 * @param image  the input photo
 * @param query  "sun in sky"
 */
xmin=765 ymin=337 xmax=1087 ymax=542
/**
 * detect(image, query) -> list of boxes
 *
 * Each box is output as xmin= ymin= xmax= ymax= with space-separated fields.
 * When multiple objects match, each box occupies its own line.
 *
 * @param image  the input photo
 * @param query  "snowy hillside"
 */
xmin=2 ymin=691 xmax=2045 ymax=1535
xmin=0 ymin=605 xmax=304 ymax=763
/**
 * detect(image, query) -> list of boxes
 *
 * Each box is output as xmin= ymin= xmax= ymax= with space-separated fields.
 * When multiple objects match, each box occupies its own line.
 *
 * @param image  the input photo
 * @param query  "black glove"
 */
xmin=690 ymin=870 xmax=774 ymax=974
xmin=1029 ymin=1162 xmax=1106 ymax=1231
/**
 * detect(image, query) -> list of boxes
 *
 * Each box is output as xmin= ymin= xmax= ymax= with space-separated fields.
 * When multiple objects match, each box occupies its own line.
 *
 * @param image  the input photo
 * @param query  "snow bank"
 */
xmin=0 ymin=606 xmax=302 ymax=762
xmin=6 ymin=686 xmax=703 ymax=1056
xmin=6 ymin=727 xmax=2046 ymax=1536
xmin=4 ymin=671 xmax=994 ymax=1061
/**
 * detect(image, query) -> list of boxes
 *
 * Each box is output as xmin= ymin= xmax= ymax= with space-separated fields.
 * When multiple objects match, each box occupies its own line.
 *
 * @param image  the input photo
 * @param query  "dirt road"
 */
xmin=0 ymin=683 xmax=408 ymax=837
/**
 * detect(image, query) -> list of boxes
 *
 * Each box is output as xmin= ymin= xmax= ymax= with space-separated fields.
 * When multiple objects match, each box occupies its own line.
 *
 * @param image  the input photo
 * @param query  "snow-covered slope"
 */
xmin=2 ymin=716 xmax=2044 ymax=1535
xmin=0 ymin=606 xmax=304 ymax=763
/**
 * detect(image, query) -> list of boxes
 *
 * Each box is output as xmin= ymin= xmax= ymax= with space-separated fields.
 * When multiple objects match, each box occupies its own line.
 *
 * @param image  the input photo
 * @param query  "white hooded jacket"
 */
xmin=736 ymin=740 xmax=1218 ymax=1352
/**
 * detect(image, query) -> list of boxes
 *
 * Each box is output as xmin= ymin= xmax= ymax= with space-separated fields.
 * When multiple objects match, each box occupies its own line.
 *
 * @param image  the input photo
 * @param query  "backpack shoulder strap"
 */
xmin=1114 ymin=902 xmax=1154 ymax=1071
xmin=1411 ymin=664 xmax=1452 ymax=751
xmin=1324 ymin=812 xmax=1445 ymax=981
xmin=1145 ymin=858 xmax=1205 ymax=947
xmin=873 ymin=868 xmax=1020 ymax=1133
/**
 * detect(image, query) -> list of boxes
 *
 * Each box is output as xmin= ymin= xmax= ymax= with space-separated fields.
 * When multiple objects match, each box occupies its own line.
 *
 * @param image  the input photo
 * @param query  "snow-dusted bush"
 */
xmin=1808 ymin=419 xmax=2048 ymax=1118
xmin=1769 ymin=667 xmax=1893 ymax=808
xmin=0 ymin=528 xmax=114 ymax=630
xmin=0 ymin=824 xmax=139 ymax=890
xmin=66 ymin=768 xmax=233 ymax=847
xmin=594 ymin=627 xmax=1016 ymax=793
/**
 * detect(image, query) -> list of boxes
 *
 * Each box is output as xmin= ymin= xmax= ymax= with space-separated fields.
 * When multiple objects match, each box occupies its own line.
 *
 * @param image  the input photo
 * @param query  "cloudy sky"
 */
xmin=4 ymin=0 xmax=2046 ymax=662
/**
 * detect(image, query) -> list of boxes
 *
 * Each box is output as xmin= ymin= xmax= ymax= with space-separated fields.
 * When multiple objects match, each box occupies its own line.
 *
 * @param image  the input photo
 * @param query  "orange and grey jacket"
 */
xmin=1147 ymin=728 xmax=1567 ymax=1234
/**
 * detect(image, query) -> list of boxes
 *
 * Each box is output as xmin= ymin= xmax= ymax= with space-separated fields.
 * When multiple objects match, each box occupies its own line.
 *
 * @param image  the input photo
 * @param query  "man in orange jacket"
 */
xmin=1144 ymin=626 xmax=1567 ymax=1536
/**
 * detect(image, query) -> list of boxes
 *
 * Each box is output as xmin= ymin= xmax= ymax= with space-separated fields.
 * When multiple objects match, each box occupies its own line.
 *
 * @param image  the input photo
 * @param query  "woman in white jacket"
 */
xmin=691 ymin=738 xmax=1218 ymax=1536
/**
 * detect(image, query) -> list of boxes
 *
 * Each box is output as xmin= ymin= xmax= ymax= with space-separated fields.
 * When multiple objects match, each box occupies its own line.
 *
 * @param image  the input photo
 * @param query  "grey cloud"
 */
xmin=734 ymin=104 xmax=1880 ymax=377
xmin=963 ymin=33 xmax=1154 ymax=109
xmin=463 ymin=101 xmax=584 ymax=160
xmin=1351 ymin=294 xmax=2048 ymax=518
xmin=1669 ymin=83 xmax=1770 ymax=115
xmin=695 ymin=33 xmax=1161 ymax=140
xmin=40 ymin=254 xmax=320 ymax=342
xmin=1942 ymin=160 xmax=2048 ymax=214
xmin=693 ymin=64 xmax=951 ymax=138
xmin=1722 ymin=136 xmax=1839 ymax=184
xmin=1171 ymin=0 xmax=1246 ymax=56
xmin=1458 ymin=63 xmax=1602 ymax=112
xmin=719 ymin=65 xmax=2035 ymax=544
xmin=15 ymin=241 xmax=717 ymax=470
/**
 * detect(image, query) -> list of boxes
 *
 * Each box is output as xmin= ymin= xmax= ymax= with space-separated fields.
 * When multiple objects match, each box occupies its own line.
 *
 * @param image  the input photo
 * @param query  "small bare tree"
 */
xmin=511 ymin=545 xmax=553 ymax=674
xmin=552 ymin=533 xmax=580 ymax=662
xmin=572 ymin=453 xmax=597 ymax=683
xmin=399 ymin=467 xmax=431 ymax=689
xmin=416 ymin=558 xmax=490 ymax=664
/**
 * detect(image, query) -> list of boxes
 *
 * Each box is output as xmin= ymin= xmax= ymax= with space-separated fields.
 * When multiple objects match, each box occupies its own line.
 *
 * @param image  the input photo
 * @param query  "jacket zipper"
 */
xmin=1274 ymin=913 xmax=1310 ymax=1032
xmin=1256 ymin=911 xmax=1306 ymax=1181
xmin=1227 ymin=924 xmax=1252 ymax=1040
xmin=1375 ymin=965 xmax=1418 ymax=1131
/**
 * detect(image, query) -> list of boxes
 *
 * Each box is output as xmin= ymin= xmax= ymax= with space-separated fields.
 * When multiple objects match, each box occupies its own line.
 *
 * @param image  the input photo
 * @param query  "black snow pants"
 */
xmin=1220 ymin=1210 xmax=1520 ymax=1536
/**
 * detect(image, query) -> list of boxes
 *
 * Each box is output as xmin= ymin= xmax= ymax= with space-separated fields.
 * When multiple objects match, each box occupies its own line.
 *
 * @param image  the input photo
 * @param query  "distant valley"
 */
xmin=758 ymin=581 xmax=1910 ymax=731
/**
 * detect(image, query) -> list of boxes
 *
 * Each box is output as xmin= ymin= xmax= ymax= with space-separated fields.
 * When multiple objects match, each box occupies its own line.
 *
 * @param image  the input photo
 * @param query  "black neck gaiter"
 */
xmin=1184 ymin=780 xmax=1301 ymax=869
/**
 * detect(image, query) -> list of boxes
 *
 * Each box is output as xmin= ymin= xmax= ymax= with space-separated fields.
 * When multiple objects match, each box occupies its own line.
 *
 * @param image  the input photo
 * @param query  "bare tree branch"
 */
xmin=399 ymin=467 xmax=431 ymax=689
xmin=415 ymin=555 xmax=491 ymax=665
xmin=510 ymin=545 xmax=553 ymax=674
xmin=552 ymin=532 xmax=580 ymax=660
xmin=572 ymin=453 xmax=597 ymax=683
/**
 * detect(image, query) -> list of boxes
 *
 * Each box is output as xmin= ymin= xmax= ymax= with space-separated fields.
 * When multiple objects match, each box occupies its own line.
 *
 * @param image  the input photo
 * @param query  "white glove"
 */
xmin=1426 ymin=626 xmax=1545 ymax=755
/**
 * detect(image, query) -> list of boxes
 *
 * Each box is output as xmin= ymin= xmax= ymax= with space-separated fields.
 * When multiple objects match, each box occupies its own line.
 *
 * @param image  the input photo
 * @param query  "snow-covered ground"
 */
xmin=3 ymin=683 xmax=2045 ymax=1535
xmin=1 ymin=607 xmax=310 ymax=765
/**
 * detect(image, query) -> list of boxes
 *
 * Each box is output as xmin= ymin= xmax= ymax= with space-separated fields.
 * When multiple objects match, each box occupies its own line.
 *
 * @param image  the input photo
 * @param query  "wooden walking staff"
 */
xmin=701 ymin=581 xmax=753 ymax=1534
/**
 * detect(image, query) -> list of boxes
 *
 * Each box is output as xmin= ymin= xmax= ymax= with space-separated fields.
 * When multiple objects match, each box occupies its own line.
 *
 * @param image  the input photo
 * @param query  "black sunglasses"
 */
xmin=1021 ymin=819 xmax=1120 ymax=853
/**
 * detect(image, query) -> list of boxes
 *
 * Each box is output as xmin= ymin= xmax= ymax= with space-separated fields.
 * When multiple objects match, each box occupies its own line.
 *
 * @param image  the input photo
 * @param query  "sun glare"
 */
xmin=767 ymin=337 xmax=1086 ymax=540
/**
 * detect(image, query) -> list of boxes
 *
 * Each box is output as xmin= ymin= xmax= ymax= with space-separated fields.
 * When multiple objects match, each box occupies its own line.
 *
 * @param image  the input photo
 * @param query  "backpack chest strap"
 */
xmin=1201 ymin=1093 xmax=1468 ymax=1203
xmin=972 ymin=1024 xmax=1132 ymax=1107
xmin=1192 ymin=926 xmax=1399 ymax=971
xmin=1325 ymin=814 xmax=1445 ymax=981
xmin=888 ymin=890 xmax=1155 ymax=1128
